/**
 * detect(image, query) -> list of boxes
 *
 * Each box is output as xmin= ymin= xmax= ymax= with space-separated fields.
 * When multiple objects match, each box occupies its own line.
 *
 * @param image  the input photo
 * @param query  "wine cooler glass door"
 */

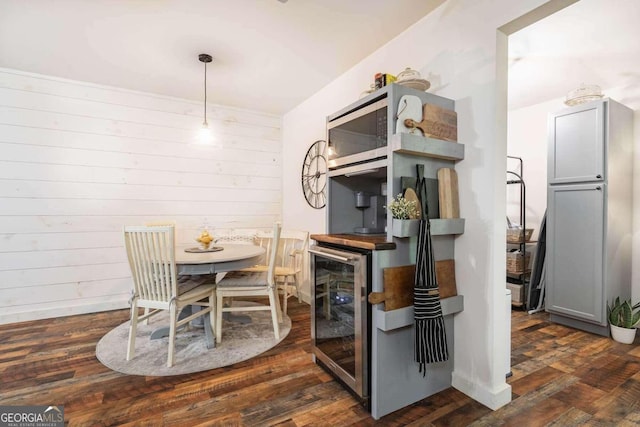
xmin=310 ymin=245 xmax=368 ymax=398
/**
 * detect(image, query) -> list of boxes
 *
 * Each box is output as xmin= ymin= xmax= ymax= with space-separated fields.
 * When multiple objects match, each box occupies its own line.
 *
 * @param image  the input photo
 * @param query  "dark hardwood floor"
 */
xmin=2 ymin=300 xmax=640 ymax=426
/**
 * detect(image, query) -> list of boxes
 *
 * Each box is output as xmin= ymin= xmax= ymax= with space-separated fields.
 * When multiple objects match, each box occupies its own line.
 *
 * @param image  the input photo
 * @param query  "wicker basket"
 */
xmin=506 ymin=250 xmax=531 ymax=273
xmin=507 ymin=228 xmax=533 ymax=243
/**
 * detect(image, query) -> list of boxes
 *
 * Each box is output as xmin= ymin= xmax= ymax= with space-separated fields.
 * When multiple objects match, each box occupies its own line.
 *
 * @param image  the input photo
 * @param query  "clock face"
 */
xmin=301 ymin=140 xmax=327 ymax=209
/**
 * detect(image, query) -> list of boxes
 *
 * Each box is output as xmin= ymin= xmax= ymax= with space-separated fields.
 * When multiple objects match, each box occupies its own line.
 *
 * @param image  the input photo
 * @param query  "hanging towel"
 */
xmin=414 ymin=166 xmax=449 ymax=375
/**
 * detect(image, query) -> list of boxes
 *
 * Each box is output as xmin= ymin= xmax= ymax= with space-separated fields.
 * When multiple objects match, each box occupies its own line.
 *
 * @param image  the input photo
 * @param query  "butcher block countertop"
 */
xmin=310 ymin=234 xmax=396 ymax=251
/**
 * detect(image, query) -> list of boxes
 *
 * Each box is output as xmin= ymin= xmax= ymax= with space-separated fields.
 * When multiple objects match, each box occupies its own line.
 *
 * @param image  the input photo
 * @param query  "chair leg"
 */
xmin=216 ymin=293 xmax=224 ymax=344
xmin=273 ymin=285 xmax=283 ymax=324
xmin=268 ymin=287 xmax=280 ymax=340
xmin=167 ymin=303 xmax=177 ymax=367
xmin=284 ymin=273 xmax=300 ymax=310
xmin=126 ymin=300 xmax=139 ymax=361
xmin=208 ymin=292 xmax=216 ymax=337
xmin=294 ymin=274 xmax=301 ymax=303
xmin=282 ymin=278 xmax=289 ymax=316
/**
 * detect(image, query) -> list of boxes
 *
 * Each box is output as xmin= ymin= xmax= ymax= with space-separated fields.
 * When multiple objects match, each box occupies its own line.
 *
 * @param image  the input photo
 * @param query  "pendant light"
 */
xmin=199 ymin=53 xmax=213 ymax=129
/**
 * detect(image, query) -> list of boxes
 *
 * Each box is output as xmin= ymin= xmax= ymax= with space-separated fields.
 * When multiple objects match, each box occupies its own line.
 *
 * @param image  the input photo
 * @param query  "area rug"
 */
xmin=96 ymin=301 xmax=291 ymax=376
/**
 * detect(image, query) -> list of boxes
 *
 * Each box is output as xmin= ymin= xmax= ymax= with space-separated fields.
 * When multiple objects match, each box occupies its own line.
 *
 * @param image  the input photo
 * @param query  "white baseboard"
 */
xmin=0 ymin=301 xmax=129 ymax=325
xmin=451 ymin=371 xmax=512 ymax=410
xmin=299 ymin=289 xmax=310 ymax=305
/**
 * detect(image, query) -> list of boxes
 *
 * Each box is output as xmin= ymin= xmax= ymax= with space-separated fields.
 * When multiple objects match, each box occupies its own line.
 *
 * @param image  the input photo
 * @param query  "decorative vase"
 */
xmin=392 ymin=219 xmax=420 ymax=238
xmin=610 ymin=324 xmax=637 ymax=344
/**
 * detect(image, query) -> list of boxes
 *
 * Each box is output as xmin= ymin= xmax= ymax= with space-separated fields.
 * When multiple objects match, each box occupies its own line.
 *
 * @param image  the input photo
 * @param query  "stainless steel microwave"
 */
xmin=327 ymin=99 xmax=388 ymax=169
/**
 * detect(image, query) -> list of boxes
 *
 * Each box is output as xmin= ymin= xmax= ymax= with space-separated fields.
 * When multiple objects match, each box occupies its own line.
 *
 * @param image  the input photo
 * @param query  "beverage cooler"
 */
xmin=308 ymin=244 xmax=372 ymax=406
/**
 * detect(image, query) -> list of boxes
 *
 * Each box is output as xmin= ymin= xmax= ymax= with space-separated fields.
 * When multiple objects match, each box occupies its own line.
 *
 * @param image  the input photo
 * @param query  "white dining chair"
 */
xmin=213 ymin=225 xmax=308 ymax=314
xmin=245 ymin=229 xmax=309 ymax=315
xmin=215 ymin=222 xmax=282 ymax=343
xmin=123 ymin=225 xmax=216 ymax=367
xmin=276 ymin=229 xmax=309 ymax=314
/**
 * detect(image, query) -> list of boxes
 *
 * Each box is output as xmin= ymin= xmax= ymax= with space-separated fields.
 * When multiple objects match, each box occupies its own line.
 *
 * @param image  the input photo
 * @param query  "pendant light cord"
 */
xmin=203 ymin=60 xmax=207 ymax=126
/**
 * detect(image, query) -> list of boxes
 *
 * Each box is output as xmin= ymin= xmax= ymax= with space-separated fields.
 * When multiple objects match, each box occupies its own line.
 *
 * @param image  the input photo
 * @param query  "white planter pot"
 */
xmin=610 ymin=324 xmax=637 ymax=344
xmin=392 ymin=219 xmax=420 ymax=238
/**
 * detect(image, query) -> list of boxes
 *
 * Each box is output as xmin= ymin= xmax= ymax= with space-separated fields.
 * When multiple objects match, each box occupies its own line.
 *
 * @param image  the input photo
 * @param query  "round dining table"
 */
xmin=175 ymin=243 xmax=266 ymax=275
xmin=150 ymin=244 xmax=266 ymax=348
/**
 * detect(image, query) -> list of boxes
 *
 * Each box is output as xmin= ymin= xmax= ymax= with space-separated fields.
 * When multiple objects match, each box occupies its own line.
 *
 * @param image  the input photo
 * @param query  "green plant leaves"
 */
xmin=387 ymin=193 xmax=419 ymax=220
xmin=608 ymin=297 xmax=640 ymax=328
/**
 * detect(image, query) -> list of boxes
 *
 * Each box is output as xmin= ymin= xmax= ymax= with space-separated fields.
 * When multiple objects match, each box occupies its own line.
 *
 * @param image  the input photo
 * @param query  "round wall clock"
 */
xmin=301 ymin=140 xmax=327 ymax=209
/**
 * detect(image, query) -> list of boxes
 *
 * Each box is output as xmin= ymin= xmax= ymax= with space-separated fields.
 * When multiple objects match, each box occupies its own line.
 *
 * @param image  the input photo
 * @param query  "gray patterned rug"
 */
xmin=96 ymin=301 xmax=291 ymax=376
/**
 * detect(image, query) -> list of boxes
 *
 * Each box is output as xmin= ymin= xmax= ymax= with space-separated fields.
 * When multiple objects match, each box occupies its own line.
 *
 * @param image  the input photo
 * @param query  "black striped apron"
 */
xmin=414 ymin=172 xmax=449 ymax=375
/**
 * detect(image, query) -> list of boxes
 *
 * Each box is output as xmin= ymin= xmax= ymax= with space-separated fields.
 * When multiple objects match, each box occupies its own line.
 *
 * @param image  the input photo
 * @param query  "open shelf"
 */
xmin=431 ymin=218 xmax=465 ymax=236
xmin=507 ymin=269 xmax=531 ymax=275
xmin=375 ymin=295 xmax=464 ymax=331
xmin=391 ymin=133 xmax=464 ymax=161
xmin=392 ymin=218 xmax=465 ymax=237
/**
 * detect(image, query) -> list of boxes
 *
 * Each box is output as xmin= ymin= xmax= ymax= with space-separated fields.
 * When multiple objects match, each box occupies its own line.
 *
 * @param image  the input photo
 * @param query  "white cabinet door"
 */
xmin=548 ymin=101 xmax=605 ymax=185
xmin=546 ymin=183 xmax=605 ymax=324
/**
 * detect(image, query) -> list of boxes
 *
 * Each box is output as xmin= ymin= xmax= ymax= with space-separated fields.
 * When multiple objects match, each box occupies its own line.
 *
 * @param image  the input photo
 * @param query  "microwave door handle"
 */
xmin=308 ymin=248 xmax=351 ymax=262
xmin=327 ymin=99 xmax=388 ymax=129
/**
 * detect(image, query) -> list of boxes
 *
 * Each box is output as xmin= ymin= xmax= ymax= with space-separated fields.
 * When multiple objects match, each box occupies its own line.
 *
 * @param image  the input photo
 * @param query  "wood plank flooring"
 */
xmin=2 ymin=301 xmax=640 ymax=426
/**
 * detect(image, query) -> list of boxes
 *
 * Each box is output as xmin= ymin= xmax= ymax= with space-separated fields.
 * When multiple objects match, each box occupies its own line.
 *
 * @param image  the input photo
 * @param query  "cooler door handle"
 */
xmin=308 ymin=248 xmax=351 ymax=262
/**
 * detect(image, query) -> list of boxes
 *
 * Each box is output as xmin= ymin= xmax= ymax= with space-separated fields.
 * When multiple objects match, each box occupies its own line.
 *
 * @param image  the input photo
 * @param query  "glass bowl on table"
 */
xmin=196 ymin=229 xmax=214 ymax=250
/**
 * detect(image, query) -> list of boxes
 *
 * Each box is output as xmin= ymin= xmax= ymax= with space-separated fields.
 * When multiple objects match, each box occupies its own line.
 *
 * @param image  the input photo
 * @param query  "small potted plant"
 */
xmin=388 ymin=193 xmax=420 ymax=237
xmin=607 ymin=297 xmax=640 ymax=344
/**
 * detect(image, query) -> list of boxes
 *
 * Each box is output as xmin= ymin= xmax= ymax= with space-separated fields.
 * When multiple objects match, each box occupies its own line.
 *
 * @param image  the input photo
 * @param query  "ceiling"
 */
xmin=508 ymin=0 xmax=640 ymax=110
xmin=0 ymin=0 xmax=444 ymax=115
xmin=2 ymin=1 xmax=637 ymax=115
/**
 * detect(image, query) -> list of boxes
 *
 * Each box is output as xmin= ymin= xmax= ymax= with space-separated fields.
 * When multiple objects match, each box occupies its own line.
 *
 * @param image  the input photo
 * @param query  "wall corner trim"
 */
xmin=451 ymin=372 xmax=512 ymax=410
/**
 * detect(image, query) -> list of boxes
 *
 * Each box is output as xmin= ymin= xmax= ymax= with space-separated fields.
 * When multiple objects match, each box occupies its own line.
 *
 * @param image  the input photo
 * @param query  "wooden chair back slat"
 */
xmin=124 ymin=225 xmax=177 ymax=303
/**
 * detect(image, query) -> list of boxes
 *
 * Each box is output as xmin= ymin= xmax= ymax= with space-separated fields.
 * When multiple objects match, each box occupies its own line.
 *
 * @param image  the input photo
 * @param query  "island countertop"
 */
xmin=310 ymin=233 xmax=396 ymax=251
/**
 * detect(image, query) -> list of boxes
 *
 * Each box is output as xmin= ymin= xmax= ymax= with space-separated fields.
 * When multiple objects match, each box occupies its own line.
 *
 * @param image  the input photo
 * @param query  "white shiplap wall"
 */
xmin=0 ymin=68 xmax=282 ymax=324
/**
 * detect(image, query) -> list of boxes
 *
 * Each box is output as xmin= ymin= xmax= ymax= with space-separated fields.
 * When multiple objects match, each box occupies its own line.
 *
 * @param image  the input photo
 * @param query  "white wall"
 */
xmin=507 ymin=98 xmax=556 ymax=239
xmin=508 ymin=87 xmax=640 ymax=301
xmin=0 ymin=68 xmax=281 ymax=324
xmin=282 ymin=0 xmax=555 ymax=410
